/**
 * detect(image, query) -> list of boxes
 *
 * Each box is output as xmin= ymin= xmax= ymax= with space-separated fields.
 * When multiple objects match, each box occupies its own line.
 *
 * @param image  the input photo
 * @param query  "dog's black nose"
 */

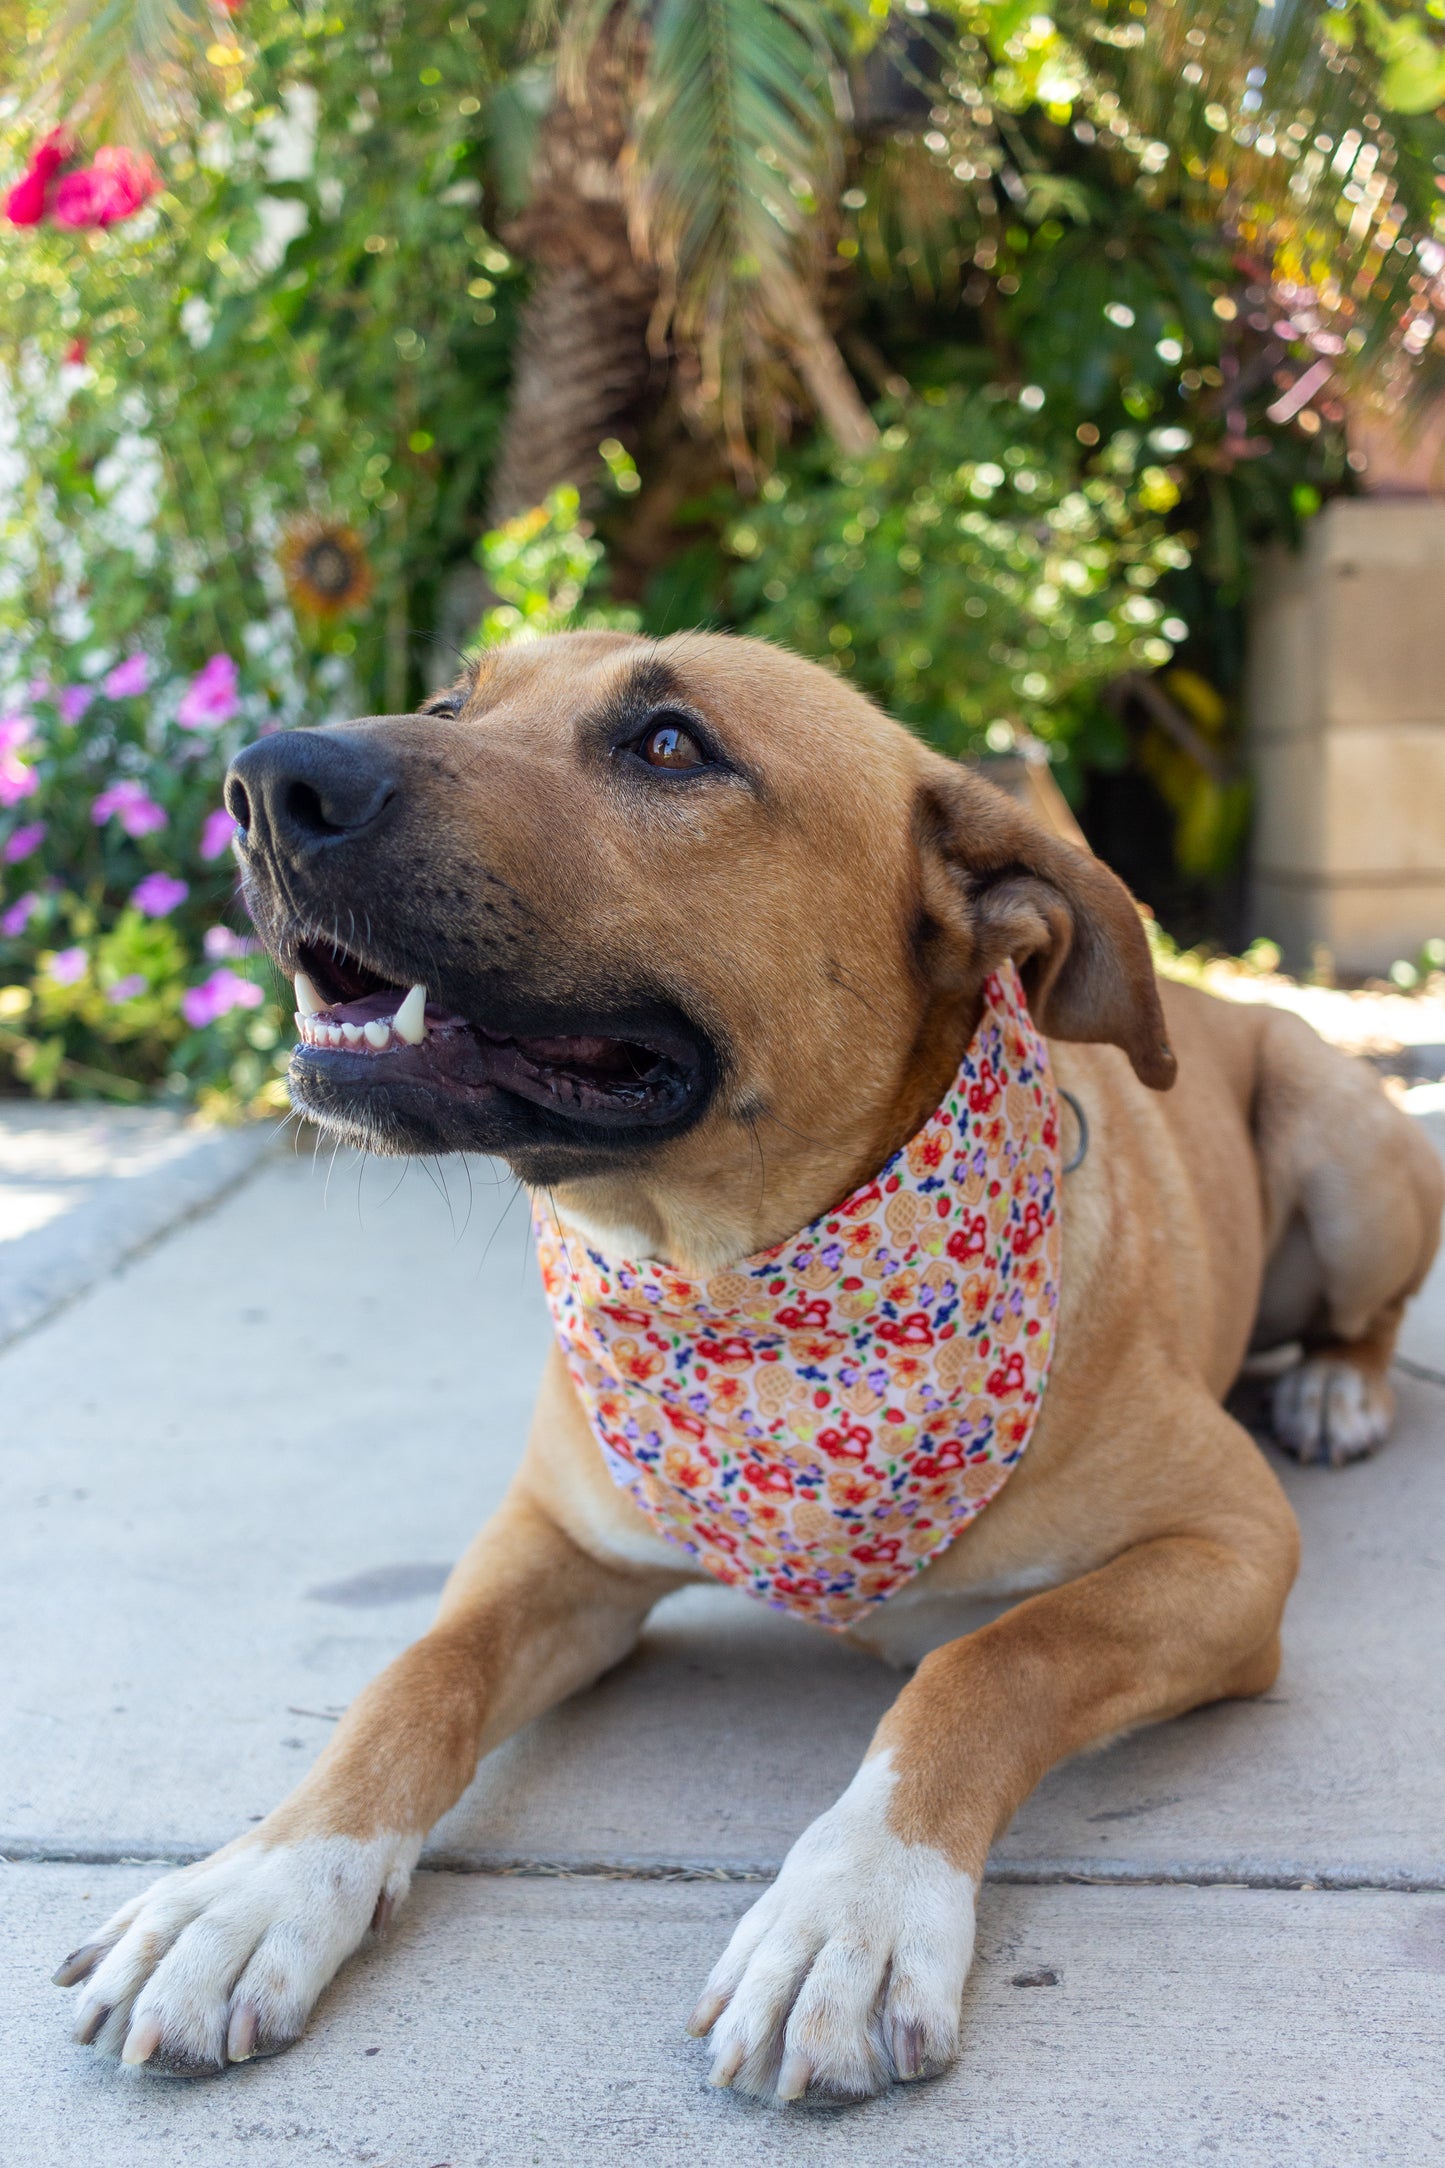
xmin=225 ymin=729 xmax=397 ymax=856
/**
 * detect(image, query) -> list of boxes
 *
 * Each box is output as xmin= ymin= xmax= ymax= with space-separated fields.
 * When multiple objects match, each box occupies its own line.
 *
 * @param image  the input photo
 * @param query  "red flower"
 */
xmin=817 ymin=1420 xmax=872 ymax=1462
xmin=54 ymin=147 xmax=160 ymax=230
xmin=851 ymin=1538 xmax=902 ymax=1566
xmin=986 ymin=1349 xmax=1026 ymax=1398
xmin=742 ymin=1458 xmax=795 ymax=1498
xmin=947 ymin=1212 xmax=989 ymax=1264
xmin=877 ymin=1310 xmax=934 ymax=1350
xmin=1010 ymin=1202 xmax=1045 ymax=1257
xmin=4 ymin=129 xmax=72 ymax=226
xmin=695 ymin=1334 xmax=752 ymax=1370
xmin=776 ymin=1296 xmax=830 ymax=1331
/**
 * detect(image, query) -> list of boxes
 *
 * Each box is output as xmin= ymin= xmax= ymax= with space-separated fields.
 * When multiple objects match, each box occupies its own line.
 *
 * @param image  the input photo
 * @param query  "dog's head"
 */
xmin=227 ymin=631 xmax=1173 ymax=1264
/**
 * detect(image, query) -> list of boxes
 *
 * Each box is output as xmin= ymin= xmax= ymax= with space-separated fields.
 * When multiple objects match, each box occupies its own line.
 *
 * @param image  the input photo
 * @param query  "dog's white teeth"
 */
xmin=294 ymin=1011 xmax=306 ymax=1036
xmin=325 ymin=1023 xmax=343 ymax=1048
xmin=363 ymin=1019 xmax=390 ymax=1049
xmin=341 ymin=1022 xmax=364 ymax=1047
xmin=294 ymin=971 xmax=325 ymax=1017
xmin=393 ymin=983 xmax=427 ymax=1045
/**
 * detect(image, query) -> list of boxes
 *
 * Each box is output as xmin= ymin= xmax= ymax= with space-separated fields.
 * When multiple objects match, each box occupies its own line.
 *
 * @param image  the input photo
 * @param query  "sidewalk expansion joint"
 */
xmin=5 ymin=1842 xmax=1444 ymax=1893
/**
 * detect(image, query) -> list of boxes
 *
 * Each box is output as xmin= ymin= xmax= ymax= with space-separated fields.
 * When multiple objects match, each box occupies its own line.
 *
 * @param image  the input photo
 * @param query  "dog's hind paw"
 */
xmin=1271 ymin=1356 xmax=1394 ymax=1468
xmin=687 ymin=1752 xmax=974 ymax=2106
xmin=54 ymin=1828 xmax=419 ymax=2074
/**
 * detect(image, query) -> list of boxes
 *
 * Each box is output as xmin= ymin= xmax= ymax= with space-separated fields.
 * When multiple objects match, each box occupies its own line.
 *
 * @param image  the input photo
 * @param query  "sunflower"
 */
xmin=278 ymin=516 xmax=373 ymax=621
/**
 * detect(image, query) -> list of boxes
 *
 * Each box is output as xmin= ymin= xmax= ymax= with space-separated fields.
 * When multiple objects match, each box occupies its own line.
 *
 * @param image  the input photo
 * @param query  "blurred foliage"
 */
xmin=0 ymin=0 xmax=525 ymax=714
xmin=0 ymin=652 xmax=287 ymax=1112
xmin=725 ymin=386 xmax=1191 ymax=768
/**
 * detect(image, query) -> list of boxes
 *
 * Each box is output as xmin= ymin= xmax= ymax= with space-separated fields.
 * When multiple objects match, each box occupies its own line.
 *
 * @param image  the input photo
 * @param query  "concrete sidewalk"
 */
xmin=2 ymin=1126 xmax=1443 ymax=2164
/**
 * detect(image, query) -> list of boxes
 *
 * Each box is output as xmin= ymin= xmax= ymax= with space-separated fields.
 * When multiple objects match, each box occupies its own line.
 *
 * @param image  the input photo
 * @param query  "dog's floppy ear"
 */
xmin=916 ymin=766 xmax=1177 ymax=1091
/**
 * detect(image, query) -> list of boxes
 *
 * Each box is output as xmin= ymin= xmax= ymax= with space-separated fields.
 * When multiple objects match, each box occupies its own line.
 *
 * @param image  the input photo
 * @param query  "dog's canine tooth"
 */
xmin=341 ymin=1022 xmax=364 ymax=1047
xmin=363 ymin=1020 xmax=390 ymax=1049
xmin=294 ymin=971 xmax=324 ymax=1017
xmin=393 ymin=983 xmax=427 ymax=1045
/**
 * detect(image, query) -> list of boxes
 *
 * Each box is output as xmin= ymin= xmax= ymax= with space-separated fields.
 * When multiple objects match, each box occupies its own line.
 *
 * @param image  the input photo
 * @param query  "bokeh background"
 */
xmin=3 ymin=0 xmax=1445 ymax=1114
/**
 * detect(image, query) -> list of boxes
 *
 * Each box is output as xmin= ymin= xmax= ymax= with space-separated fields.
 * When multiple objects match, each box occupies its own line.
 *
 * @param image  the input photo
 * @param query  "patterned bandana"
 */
xmin=533 ymin=962 xmax=1062 ymax=1630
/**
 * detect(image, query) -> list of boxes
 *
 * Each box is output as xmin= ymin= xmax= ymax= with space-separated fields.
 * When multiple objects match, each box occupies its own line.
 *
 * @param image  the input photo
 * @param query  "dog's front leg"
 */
xmin=57 ymin=1485 xmax=676 ymax=2073
xmin=692 ymin=1412 xmax=1298 ymax=2104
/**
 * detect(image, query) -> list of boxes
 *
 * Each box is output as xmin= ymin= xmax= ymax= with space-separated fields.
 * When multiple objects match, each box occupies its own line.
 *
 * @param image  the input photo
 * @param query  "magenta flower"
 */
xmin=47 ymin=945 xmax=87 ymax=985
xmin=1 ymin=892 xmax=38 ymax=937
xmin=103 ymin=652 xmax=151 ymax=700
xmin=203 ymin=924 xmax=258 ymax=959
xmin=0 ymin=715 xmax=37 ymax=808
xmin=181 ymin=968 xmax=264 ymax=1028
xmin=53 ymin=147 xmax=161 ymax=231
xmin=177 ymin=653 xmax=239 ymax=731
xmin=92 ymin=779 xmax=167 ymax=836
xmin=199 ymin=805 xmax=237 ymax=860
xmin=131 ymin=870 xmax=189 ymax=918
xmin=4 ymin=130 xmax=72 ymax=228
xmin=58 ymin=685 xmax=95 ymax=724
xmin=106 ymin=973 xmax=148 ymax=1003
xmin=3 ymin=822 xmax=46 ymax=865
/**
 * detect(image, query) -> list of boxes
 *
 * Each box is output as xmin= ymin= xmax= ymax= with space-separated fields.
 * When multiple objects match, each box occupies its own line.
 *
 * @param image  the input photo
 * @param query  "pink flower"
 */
xmin=177 ymin=653 xmax=239 ymax=731
xmin=57 ymin=684 xmax=95 ymax=723
xmin=47 ymin=945 xmax=87 ymax=985
xmin=131 ymin=870 xmax=189 ymax=917
xmin=1 ymin=892 xmax=38 ymax=937
xmin=103 ymin=652 xmax=150 ymax=699
xmin=181 ymin=968 xmax=264 ymax=1028
xmin=0 ymin=716 xmax=37 ymax=808
xmin=3 ymin=821 xmax=46 ymax=864
xmin=106 ymin=973 xmax=148 ymax=1003
xmin=4 ymin=129 xmax=72 ymax=228
xmin=199 ymin=805 xmax=237 ymax=860
xmin=92 ymin=779 xmax=167 ymax=836
xmin=203 ymin=924 xmax=258 ymax=959
xmin=53 ymin=147 xmax=160 ymax=231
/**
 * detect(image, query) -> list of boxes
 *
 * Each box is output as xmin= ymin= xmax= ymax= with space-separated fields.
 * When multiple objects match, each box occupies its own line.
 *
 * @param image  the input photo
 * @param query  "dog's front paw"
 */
xmin=687 ymin=1753 xmax=975 ymax=2105
xmin=54 ymin=1828 xmax=419 ymax=2074
xmin=1272 ymin=1356 xmax=1394 ymax=1467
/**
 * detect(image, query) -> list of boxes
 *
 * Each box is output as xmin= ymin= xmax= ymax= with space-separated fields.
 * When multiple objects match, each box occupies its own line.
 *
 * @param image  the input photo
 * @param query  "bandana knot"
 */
xmin=534 ymin=962 xmax=1062 ymax=1630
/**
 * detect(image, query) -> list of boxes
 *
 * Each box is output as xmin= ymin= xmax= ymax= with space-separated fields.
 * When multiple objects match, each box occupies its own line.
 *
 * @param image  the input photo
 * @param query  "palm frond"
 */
xmin=9 ymin=0 xmax=223 ymax=144
xmin=559 ymin=0 xmax=877 ymax=470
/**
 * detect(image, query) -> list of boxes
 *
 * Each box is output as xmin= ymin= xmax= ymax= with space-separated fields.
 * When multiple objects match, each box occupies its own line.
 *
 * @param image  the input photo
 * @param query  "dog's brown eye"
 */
xmin=639 ymin=719 xmax=705 ymax=770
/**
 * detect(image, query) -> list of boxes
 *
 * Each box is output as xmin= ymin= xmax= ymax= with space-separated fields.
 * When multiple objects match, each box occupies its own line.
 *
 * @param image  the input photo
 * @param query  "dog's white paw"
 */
xmin=1272 ymin=1357 xmax=1394 ymax=1467
xmin=688 ymin=1752 xmax=975 ymax=2104
xmin=55 ymin=1830 xmax=419 ymax=2074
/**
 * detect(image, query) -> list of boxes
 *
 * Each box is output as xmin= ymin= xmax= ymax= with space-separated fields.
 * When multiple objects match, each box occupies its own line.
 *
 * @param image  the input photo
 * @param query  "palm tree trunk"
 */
xmin=488 ymin=25 xmax=659 ymax=524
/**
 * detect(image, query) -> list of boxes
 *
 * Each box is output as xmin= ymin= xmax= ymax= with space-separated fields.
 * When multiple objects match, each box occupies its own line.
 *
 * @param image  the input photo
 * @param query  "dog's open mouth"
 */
xmin=288 ymin=937 xmax=705 ymax=1131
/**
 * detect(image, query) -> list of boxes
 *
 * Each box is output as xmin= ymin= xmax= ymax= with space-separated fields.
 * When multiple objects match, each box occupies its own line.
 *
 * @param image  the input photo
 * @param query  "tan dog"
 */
xmin=56 ymin=632 xmax=1442 ymax=2100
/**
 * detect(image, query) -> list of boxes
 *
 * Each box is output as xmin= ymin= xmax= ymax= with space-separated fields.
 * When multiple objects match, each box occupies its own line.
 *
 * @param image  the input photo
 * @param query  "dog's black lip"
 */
xmin=269 ymin=926 xmax=718 ymax=1148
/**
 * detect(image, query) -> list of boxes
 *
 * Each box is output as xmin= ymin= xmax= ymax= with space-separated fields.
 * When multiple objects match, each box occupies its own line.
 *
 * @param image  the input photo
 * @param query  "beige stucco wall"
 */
xmin=1247 ymin=498 xmax=1445 ymax=975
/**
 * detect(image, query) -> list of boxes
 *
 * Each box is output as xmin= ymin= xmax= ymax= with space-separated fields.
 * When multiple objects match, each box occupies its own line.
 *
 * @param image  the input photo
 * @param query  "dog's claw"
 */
xmin=776 ymin=2048 xmax=812 ymax=2101
xmin=708 ymin=2037 xmax=748 ymax=2089
xmin=686 ymin=1988 xmax=727 ymax=2038
xmin=121 ymin=2013 xmax=163 ymax=2067
xmin=226 ymin=2000 xmax=259 ymax=2063
xmin=888 ymin=2016 xmax=925 ymax=2080
xmin=53 ymin=1942 xmax=106 ymax=1988
xmin=73 ymin=1996 xmax=111 ymax=2046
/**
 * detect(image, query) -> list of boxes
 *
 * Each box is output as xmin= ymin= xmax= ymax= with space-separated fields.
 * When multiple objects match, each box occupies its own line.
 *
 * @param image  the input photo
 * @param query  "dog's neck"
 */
xmin=543 ymin=986 xmax=985 ymax=1276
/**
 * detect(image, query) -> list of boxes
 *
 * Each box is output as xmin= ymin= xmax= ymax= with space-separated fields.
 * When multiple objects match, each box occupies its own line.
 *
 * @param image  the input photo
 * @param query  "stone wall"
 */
xmin=1247 ymin=497 xmax=1445 ymax=975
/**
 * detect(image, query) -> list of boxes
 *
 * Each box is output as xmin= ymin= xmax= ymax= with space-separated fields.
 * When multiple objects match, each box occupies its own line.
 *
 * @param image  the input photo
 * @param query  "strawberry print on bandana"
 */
xmin=534 ymin=961 xmax=1062 ymax=1631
